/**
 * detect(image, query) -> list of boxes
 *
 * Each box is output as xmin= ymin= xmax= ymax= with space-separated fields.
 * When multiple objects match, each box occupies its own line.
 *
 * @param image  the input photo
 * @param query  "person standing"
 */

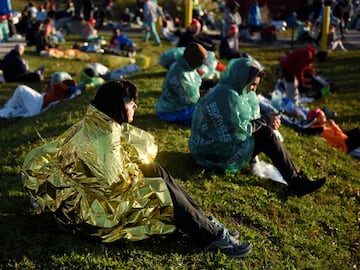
xmin=342 ymin=0 xmax=354 ymax=31
xmin=248 ymin=0 xmax=262 ymax=35
xmin=221 ymin=0 xmax=241 ymax=38
xmin=142 ymin=0 xmax=165 ymax=46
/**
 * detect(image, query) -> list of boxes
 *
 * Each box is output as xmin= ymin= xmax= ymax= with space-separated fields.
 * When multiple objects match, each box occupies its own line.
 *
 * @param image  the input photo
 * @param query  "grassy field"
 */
xmin=0 ymin=7 xmax=360 ymax=270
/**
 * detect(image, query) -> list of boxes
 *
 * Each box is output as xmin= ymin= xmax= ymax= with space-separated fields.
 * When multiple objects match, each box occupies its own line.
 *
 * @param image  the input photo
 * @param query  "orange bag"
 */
xmin=321 ymin=121 xmax=348 ymax=153
xmin=308 ymin=108 xmax=348 ymax=153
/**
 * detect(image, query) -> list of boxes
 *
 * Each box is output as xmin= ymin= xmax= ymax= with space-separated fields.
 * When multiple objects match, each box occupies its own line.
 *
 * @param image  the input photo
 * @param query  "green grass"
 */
xmin=0 ymin=24 xmax=359 ymax=270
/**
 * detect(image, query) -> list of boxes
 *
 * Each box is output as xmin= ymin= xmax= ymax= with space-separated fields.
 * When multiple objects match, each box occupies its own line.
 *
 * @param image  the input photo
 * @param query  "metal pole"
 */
xmin=321 ymin=0 xmax=334 ymax=51
xmin=185 ymin=0 xmax=193 ymax=28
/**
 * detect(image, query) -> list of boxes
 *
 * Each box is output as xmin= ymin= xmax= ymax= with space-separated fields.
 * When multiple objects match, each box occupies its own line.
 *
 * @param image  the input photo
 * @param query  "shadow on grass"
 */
xmin=128 ymin=70 xmax=167 ymax=80
xmin=0 ymin=208 xmax=200 ymax=266
xmin=156 ymin=151 xmax=200 ymax=181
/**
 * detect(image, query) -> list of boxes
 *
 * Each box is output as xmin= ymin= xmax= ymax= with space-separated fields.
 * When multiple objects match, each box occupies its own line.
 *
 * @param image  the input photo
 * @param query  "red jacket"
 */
xmin=42 ymin=80 xmax=76 ymax=109
xmin=280 ymin=45 xmax=316 ymax=85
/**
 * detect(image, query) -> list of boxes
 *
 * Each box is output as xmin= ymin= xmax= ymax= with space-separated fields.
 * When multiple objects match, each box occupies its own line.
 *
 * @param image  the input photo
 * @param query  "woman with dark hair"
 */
xmin=189 ymin=58 xmax=326 ymax=196
xmin=22 ymin=80 xmax=251 ymax=258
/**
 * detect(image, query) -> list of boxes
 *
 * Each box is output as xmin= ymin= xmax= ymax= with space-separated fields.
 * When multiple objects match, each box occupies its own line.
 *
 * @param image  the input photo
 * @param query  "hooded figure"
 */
xmin=189 ymin=58 xmax=263 ymax=172
xmin=156 ymin=42 xmax=208 ymax=126
xmin=189 ymin=58 xmax=326 ymax=196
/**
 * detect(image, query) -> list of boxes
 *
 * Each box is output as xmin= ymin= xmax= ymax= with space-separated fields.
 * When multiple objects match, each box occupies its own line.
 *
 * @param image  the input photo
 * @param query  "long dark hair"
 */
xmin=91 ymin=80 xmax=138 ymax=124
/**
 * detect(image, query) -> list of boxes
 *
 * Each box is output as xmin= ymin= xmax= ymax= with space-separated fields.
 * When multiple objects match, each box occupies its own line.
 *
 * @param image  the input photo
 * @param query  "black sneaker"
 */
xmin=35 ymin=65 xmax=45 ymax=74
xmin=208 ymin=215 xmax=239 ymax=239
xmin=288 ymin=172 xmax=326 ymax=196
xmin=208 ymin=228 xmax=252 ymax=258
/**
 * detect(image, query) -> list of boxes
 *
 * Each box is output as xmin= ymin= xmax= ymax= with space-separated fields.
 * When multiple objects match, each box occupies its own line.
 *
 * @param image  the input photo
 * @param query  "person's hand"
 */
xmin=267 ymin=112 xmax=281 ymax=130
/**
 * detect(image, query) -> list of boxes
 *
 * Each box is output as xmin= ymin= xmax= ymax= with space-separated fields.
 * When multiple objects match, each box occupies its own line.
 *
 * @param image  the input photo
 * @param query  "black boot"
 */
xmin=287 ymin=171 xmax=326 ymax=197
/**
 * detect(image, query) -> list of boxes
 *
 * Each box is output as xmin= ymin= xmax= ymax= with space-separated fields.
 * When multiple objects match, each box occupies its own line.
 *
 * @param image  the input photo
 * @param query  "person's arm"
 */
xmin=251 ymin=112 xmax=281 ymax=133
xmin=15 ymin=55 xmax=28 ymax=74
xmin=180 ymin=74 xmax=201 ymax=104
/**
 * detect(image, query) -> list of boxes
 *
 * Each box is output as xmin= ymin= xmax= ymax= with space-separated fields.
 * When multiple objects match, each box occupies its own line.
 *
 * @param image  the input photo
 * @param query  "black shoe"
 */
xmin=287 ymin=172 xmax=326 ymax=197
xmin=35 ymin=65 xmax=45 ymax=74
xmin=208 ymin=229 xmax=252 ymax=258
xmin=208 ymin=215 xmax=239 ymax=239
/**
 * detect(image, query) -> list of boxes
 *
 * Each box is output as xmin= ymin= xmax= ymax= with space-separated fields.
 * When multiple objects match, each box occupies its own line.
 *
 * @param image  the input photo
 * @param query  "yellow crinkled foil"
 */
xmin=22 ymin=105 xmax=175 ymax=242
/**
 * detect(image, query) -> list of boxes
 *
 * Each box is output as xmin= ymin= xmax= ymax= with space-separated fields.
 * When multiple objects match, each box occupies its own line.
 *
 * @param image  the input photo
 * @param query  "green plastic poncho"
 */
xmin=22 ymin=105 xmax=175 ymax=242
xmin=158 ymin=47 xmax=185 ymax=69
xmin=189 ymin=58 xmax=263 ymax=173
xmin=156 ymin=56 xmax=202 ymax=113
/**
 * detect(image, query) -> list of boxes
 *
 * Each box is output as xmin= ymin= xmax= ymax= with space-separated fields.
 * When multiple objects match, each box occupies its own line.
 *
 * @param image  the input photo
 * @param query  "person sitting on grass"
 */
xmin=189 ymin=58 xmax=326 ymax=197
xmin=106 ymin=28 xmax=141 ymax=57
xmin=156 ymin=42 xmax=217 ymax=126
xmin=22 ymin=79 xmax=252 ymax=259
xmin=327 ymin=24 xmax=347 ymax=51
xmin=2 ymin=44 xmax=44 ymax=82
xmin=177 ymin=18 xmax=216 ymax=52
xmin=82 ymin=17 xmax=104 ymax=43
xmin=219 ymin=24 xmax=241 ymax=60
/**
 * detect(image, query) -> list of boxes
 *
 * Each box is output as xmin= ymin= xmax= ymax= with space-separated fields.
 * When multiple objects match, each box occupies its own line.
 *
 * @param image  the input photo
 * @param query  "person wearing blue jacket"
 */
xmin=248 ymin=0 xmax=262 ymax=34
xmin=189 ymin=58 xmax=326 ymax=196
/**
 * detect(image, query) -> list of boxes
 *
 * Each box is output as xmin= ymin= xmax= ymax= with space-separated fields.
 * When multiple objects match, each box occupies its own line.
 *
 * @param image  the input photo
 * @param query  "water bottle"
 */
xmin=271 ymin=90 xmax=283 ymax=110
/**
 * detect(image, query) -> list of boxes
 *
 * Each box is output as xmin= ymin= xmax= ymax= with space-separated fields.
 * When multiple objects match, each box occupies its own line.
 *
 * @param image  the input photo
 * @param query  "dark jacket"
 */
xmin=2 ymin=49 xmax=27 ymax=81
xmin=219 ymin=36 xmax=241 ymax=60
xmin=177 ymin=29 xmax=216 ymax=52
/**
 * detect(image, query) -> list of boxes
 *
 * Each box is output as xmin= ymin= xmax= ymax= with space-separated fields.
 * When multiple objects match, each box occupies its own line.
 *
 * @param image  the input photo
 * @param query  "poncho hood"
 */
xmin=219 ymin=58 xmax=264 ymax=96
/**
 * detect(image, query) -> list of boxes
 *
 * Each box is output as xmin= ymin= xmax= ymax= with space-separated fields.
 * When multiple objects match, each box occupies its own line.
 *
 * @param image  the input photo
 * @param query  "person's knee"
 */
xmin=139 ymin=162 xmax=162 ymax=177
xmin=254 ymin=124 xmax=273 ymax=138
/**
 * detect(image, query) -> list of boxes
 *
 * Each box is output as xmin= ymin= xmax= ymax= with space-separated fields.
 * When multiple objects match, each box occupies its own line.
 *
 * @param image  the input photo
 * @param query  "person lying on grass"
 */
xmin=189 ymin=58 xmax=326 ymax=197
xmin=22 ymin=79 xmax=252 ymax=258
xmin=0 ymin=79 xmax=79 ymax=127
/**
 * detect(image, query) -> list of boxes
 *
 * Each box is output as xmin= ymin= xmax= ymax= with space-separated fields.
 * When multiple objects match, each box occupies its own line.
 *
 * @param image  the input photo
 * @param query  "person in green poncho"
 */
xmin=156 ymin=42 xmax=216 ymax=126
xmin=22 ymin=80 xmax=252 ymax=258
xmin=189 ymin=58 xmax=326 ymax=197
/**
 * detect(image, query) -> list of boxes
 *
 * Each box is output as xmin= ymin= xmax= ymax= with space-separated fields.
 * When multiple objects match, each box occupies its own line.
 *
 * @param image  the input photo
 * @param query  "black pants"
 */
xmin=140 ymin=163 xmax=220 ymax=246
xmin=282 ymin=69 xmax=294 ymax=83
xmin=345 ymin=128 xmax=360 ymax=153
xmin=5 ymin=72 xmax=41 ymax=83
xmin=252 ymin=125 xmax=298 ymax=182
